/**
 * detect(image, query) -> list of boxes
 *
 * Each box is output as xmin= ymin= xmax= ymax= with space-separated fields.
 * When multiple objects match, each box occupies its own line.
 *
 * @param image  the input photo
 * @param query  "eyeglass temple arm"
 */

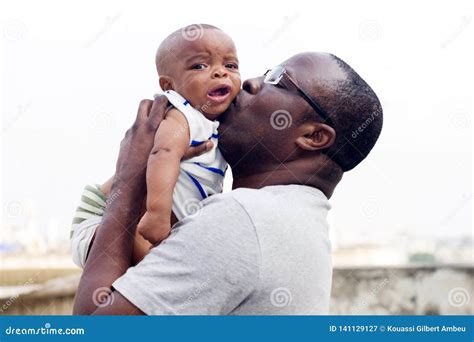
xmin=293 ymin=85 xmax=334 ymax=125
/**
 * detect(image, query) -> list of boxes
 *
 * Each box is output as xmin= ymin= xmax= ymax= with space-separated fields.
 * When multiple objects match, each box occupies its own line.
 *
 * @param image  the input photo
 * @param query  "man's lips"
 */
xmin=219 ymin=91 xmax=242 ymax=124
xmin=230 ymin=90 xmax=247 ymax=112
xmin=207 ymin=85 xmax=232 ymax=103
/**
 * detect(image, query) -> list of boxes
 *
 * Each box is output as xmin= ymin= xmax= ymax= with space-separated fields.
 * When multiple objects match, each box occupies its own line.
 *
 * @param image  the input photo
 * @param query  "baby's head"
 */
xmin=156 ymin=24 xmax=241 ymax=120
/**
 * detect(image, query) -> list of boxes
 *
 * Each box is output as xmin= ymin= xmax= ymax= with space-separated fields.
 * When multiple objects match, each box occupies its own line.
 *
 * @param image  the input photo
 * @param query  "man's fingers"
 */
xmin=136 ymin=99 xmax=153 ymax=123
xmin=148 ymin=95 xmax=169 ymax=128
xmin=183 ymin=141 xmax=214 ymax=160
xmin=134 ymin=96 xmax=168 ymax=131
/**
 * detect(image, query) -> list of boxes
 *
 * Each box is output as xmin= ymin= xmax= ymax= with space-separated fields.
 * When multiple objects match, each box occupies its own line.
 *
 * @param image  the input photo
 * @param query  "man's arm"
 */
xmin=99 ymin=176 xmax=114 ymax=196
xmin=73 ymin=97 xmax=211 ymax=315
xmin=72 ymin=97 xmax=168 ymax=315
xmin=70 ymin=144 xmax=212 ymax=269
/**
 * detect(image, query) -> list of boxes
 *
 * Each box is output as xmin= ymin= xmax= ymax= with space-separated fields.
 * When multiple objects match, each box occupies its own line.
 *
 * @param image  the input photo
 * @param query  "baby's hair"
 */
xmin=155 ymin=24 xmax=222 ymax=76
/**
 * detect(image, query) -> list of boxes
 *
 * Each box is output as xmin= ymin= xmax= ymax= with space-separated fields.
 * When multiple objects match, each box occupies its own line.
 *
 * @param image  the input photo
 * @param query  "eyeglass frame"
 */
xmin=264 ymin=66 xmax=334 ymax=127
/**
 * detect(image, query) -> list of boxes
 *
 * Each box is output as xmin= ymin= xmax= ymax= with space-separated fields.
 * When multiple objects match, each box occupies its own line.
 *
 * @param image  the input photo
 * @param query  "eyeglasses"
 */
xmin=264 ymin=66 xmax=334 ymax=127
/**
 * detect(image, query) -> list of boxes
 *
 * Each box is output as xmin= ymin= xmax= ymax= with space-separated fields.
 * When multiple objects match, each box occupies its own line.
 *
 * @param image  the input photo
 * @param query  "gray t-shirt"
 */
xmin=112 ymin=184 xmax=332 ymax=315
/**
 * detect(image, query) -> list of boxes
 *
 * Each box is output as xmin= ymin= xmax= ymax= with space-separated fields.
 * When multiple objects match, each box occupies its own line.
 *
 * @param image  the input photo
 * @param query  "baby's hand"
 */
xmin=137 ymin=211 xmax=171 ymax=246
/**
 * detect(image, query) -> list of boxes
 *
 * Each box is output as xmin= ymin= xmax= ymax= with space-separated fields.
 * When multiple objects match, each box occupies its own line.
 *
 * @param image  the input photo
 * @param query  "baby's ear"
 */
xmin=159 ymin=76 xmax=174 ymax=91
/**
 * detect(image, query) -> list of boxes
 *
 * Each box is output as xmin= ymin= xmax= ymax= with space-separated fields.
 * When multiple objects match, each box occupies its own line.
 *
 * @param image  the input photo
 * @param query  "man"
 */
xmin=72 ymin=52 xmax=383 ymax=315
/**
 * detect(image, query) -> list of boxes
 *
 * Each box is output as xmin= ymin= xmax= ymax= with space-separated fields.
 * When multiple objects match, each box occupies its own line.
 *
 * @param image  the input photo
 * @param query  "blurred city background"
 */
xmin=1 ymin=0 xmax=472 ymax=314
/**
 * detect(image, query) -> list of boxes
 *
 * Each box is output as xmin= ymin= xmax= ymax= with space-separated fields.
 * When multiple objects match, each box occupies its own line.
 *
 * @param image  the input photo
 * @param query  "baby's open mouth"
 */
xmin=207 ymin=85 xmax=231 ymax=103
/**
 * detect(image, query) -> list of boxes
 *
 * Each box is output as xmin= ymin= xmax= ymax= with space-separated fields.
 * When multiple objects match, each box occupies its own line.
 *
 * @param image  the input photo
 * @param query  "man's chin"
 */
xmin=218 ymin=103 xmax=234 ymax=125
xmin=218 ymin=91 xmax=245 ymax=129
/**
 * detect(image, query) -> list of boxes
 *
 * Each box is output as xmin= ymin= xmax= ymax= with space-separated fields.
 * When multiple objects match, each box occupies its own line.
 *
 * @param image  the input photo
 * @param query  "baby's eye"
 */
xmin=225 ymin=63 xmax=239 ymax=70
xmin=191 ymin=63 xmax=207 ymax=70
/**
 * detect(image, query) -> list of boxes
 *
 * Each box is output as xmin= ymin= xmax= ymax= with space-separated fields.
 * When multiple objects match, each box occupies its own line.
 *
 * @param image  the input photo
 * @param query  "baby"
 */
xmin=138 ymin=24 xmax=240 ymax=245
xmin=71 ymin=24 xmax=240 ymax=264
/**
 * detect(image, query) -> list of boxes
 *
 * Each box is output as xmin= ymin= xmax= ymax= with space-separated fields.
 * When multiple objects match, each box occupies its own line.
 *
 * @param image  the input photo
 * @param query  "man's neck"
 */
xmin=231 ymin=161 xmax=342 ymax=199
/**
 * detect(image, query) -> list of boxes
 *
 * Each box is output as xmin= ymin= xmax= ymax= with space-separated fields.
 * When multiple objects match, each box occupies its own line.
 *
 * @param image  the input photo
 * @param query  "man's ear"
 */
xmin=159 ymin=76 xmax=175 ymax=91
xmin=295 ymin=123 xmax=336 ymax=151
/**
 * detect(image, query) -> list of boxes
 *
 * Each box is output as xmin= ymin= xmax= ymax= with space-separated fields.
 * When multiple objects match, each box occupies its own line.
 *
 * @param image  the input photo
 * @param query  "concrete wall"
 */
xmin=1 ymin=266 xmax=472 ymax=315
xmin=330 ymin=265 xmax=473 ymax=315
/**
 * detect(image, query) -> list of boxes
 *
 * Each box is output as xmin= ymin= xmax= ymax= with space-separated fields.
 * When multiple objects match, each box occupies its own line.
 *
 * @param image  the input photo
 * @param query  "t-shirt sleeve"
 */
xmin=112 ymin=195 xmax=261 ymax=315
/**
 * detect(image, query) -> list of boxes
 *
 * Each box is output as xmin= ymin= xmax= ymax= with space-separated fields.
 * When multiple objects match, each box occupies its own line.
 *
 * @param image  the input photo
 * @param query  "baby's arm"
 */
xmin=137 ymin=108 xmax=189 ymax=245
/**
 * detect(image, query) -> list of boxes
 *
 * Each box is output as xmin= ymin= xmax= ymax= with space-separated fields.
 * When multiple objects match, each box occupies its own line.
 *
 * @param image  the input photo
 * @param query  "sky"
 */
xmin=1 ymin=0 xmax=472 ymax=248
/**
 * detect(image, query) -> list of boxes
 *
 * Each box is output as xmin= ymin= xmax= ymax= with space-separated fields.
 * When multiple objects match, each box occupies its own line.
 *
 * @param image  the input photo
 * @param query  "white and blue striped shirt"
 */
xmin=163 ymin=90 xmax=228 ymax=220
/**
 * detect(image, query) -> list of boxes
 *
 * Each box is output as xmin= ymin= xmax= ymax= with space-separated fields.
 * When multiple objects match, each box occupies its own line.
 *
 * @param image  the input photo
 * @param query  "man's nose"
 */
xmin=242 ymin=77 xmax=263 ymax=94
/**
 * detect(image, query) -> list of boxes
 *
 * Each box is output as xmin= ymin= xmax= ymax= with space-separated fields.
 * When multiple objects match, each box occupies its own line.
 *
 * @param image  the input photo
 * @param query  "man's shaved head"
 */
xmin=155 ymin=24 xmax=222 ymax=76
xmin=218 ymin=51 xmax=383 ymax=195
xmin=321 ymin=54 xmax=383 ymax=171
xmin=280 ymin=52 xmax=382 ymax=171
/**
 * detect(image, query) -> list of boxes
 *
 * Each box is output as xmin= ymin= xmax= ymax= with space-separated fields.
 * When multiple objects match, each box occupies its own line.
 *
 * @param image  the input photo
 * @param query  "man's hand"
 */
xmin=113 ymin=97 xmax=167 ymax=188
xmin=73 ymin=97 xmax=215 ymax=315
xmin=73 ymin=97 xmax=167 ymax=315
xmin=99 ymin=100 xmax=213 ymax=197
xmin=114 ymin=96 xmax=214 ymax=188
xmin=183 ymin=140 xmax=213 ymax=160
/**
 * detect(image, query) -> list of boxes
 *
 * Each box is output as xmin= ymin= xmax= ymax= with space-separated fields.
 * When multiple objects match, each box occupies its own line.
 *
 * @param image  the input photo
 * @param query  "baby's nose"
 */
xmin=213 ymin=66 xmax=228 ymax=78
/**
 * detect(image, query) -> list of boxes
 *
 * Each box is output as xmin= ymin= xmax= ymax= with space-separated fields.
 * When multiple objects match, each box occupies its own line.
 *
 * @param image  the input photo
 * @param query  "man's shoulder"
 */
xmin=199 ymin=184 xmax=330 ymax=227
xmin=214 ymin=184 xmax=328 ymax=211
xmin=176 ymin=190 xmax=257 ymax=238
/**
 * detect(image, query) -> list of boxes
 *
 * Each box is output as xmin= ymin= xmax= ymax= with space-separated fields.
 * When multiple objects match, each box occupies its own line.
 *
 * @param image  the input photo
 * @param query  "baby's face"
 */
xmin=163 ymin=29 xmax=241 ymax=119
